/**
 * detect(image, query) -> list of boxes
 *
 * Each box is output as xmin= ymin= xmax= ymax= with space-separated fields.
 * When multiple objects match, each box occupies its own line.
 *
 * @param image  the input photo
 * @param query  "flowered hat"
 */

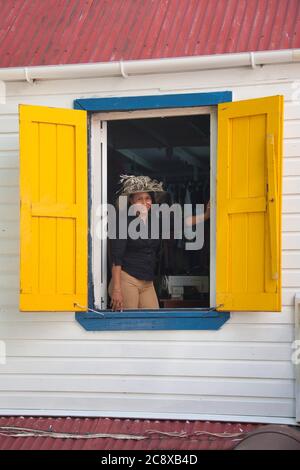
xmin=117 ymin=174 xmax=165 ymax=196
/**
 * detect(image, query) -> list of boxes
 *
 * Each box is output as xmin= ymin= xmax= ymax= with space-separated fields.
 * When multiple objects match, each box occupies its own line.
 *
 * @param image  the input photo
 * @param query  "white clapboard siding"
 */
xmin=283 ymin=177 xmax=300 ymax=195
xmin=283 ymin=270 xmax=300 ymax=287
xmin=282 ymin=215 xmax=300 ymax=232
xmin=0 ymin=239 xmax=19 ymax=255
xmin=284 ymin=102 xmax=300 ymax=120
xmin=0 ymin=104 xmax=18 ymax=114
xmin=0 ymin=135 xmax=19 ymax=151
xmin=0 ymin=357 xmax=295 ymax=379
xmin=0 ymin=64 xmax=299 ymax=422
xmin=283 ymin=232 xmax=300 ymax=249
xmin=284 ymin=121 xmax=300 ymax=138
xmin=0 ymin=152 xmax=19 ymax=169
xmin=0 ymin=255 xmax=18 ymax=273
xmin=0 ymin=117 xmax=19 ymax=133
xmin=0 ymin=375 xmax=294 ymax=399
xmin=0 ymin=273 xmax=19 ymax=289
xmin=0 ymin=222 xmax=19 ymax=240
xmin=284 ymin=141 xmax=300 ymax=157
xmin=0 ymin=393 xmax=294 ymax=418
xmin=3 ymin=339 xmax=293 ymax=360
xmin=284 ymin=159 xmax=300 ymax=177
xmin=0 ymin=358 xmax=294 ymax=386
xmin=0 ymin=204 xmax=19 ymax=220
xmin=281 ymin=288 xmax=298 ymax=307
xmin=0 ymin=187 xmax=18 ymax=204
xmin=283 ymin=253 xmax=300 ymax=270
xmin=0 ymin=169 xmax=18 ymax=186
xmin=0 ymin=321 xmax=294 ymax=345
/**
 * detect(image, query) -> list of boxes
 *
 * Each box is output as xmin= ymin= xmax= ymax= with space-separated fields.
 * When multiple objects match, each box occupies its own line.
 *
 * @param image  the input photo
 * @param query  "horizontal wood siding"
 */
xmin=0 ymin=61 xmax=299 ymax=420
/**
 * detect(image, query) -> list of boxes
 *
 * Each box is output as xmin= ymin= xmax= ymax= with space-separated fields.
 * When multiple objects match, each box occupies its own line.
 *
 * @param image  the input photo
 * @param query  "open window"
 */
xmin=91 ymin=107 xmax=215 ymax=311
xmin=19 ymin=94 xmax=283 ymax=325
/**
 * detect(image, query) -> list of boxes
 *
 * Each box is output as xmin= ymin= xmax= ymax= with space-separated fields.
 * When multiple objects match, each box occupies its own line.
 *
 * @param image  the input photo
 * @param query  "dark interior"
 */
xmin=107 ymin=114 xmax=211 ymax=308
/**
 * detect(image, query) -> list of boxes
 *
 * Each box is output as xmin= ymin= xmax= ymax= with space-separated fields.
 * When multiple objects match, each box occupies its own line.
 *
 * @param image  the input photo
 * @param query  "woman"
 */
xmin=108 ymin=175 xmax=165 ymax=311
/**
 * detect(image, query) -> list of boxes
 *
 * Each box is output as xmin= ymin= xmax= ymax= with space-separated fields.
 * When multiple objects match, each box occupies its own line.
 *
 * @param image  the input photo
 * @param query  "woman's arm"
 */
xmin=185 ymin=200 xmax=210 ymax=227
xmin=109 ymin=213 xmax=127 ymax=311
xmin=110 ymin=264 xmax=123 ymax=311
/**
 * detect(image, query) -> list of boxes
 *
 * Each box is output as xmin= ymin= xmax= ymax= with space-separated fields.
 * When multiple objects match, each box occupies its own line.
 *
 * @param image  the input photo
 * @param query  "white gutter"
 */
xmin=0 ymin=48 xmax=299 ymax=82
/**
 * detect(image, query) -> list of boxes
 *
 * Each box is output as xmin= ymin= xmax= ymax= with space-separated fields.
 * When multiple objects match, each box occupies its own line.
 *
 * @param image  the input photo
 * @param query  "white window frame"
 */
xmin=91 ymin=106 xmax=217 ymax=310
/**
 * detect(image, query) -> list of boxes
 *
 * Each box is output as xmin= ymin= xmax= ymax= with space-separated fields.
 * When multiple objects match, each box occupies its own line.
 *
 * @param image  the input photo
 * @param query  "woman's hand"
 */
xmin=185 ymin=200 xmax=211 ymax=226
xmin=204 ymin=200 xmax=210 ymax=220
xmin=110 ymin=289 xmax=123 ymax=311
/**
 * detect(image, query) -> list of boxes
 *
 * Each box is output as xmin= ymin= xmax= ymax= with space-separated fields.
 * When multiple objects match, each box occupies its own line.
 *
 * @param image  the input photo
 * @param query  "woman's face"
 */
xmin=130 ymin=192 xmax=152 ymax=211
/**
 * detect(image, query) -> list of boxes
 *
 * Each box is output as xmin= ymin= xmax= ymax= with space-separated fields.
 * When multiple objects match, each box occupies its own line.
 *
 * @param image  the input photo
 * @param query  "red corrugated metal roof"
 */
xmin=0 ymin=0 xmax=300 ymax=68
xmin=0 ymin=416 xmax=262 ymax=450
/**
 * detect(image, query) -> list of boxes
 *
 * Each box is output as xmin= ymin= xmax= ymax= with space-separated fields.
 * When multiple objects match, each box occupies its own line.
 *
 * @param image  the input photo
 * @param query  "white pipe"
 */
xmin=119 ymin=60 xmax=129 ymax=78
xmin=24 ymin=67 xmax=34 ymax=84
xmin=250 ymin=52 xmax=256 ymax=69
xmin=0 ymin=49 xmax=299 ymax=82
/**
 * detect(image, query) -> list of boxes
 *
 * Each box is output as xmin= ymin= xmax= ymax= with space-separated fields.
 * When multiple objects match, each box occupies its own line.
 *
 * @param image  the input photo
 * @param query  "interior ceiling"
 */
xmin=108 ymin=115 xmax=210 ymax=171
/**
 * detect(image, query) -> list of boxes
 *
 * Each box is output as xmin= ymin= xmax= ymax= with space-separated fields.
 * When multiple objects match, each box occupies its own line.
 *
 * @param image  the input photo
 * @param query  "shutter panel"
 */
xmin=216 ymin=96 xmax=283 ymax=312
xmin=19 ymin=105 xmax=87 ymax=311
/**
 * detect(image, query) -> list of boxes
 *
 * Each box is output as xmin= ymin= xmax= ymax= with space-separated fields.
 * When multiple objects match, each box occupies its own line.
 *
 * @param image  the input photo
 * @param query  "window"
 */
xmin=19 ymin=93 xmax=283 ymax=330
xmin=91 ymin=107 xmax=216 ymax=312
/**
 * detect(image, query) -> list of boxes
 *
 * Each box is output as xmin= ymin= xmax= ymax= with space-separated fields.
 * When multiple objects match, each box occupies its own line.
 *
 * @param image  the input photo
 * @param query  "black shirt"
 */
xmin=110 ymin=213 xmax=160 ymax=281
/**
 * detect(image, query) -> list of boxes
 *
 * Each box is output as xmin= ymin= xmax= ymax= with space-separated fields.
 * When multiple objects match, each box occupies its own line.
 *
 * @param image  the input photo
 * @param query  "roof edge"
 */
xmin=0 ymin=48 xmax=299 ymax=82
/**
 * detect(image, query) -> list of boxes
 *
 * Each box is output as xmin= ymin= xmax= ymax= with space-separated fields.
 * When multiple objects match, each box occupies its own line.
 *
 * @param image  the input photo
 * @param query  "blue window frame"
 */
xmin=74 ymin=91 xmax=232 ymax=111
xmin=74 ymin=91 xmax=232 ymax=331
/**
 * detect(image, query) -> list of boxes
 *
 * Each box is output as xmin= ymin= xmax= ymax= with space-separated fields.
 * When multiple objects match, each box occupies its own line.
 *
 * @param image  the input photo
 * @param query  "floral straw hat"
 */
xmin=117 ymin=174 xmax=165 ymax=197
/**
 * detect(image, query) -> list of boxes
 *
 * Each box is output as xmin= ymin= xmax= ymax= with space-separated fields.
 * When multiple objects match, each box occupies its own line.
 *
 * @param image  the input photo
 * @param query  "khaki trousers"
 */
xmin=108 ymin=270 xmax=159 ymax=310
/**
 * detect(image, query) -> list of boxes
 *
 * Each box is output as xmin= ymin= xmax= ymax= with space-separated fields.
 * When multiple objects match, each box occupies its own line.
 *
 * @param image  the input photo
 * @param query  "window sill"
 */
xmin=75 ymin=309 xmax=230 ymax=331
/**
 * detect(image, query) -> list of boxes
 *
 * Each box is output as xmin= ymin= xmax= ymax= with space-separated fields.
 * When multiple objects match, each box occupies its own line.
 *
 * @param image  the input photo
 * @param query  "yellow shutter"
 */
xmin=19 ymin=105 xmax=87 ymax=311
xmin=216 ymin=95 xmax=283 ymax=312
